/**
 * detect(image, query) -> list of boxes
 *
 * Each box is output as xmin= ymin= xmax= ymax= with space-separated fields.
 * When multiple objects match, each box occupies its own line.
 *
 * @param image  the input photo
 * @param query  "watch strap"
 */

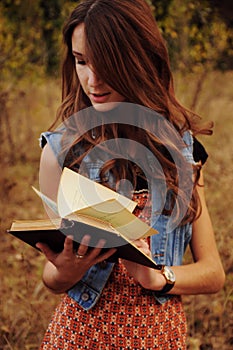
xmin=154 ymin=265 xmax=175 ymax=295
xmin=158 ymin=282 xmax=175 ymax=294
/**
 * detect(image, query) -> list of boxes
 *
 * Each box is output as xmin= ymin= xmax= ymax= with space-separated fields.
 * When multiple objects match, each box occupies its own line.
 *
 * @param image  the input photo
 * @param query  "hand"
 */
xmin=36 ymin=235 xmax=116 ymax=292
xmin=121 ymin=239 xmax=166 ymax=290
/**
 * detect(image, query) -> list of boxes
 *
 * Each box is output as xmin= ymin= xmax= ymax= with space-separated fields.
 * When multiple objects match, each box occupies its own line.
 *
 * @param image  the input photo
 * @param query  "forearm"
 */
xmin=128 ymin=257 xmax=225 ymax=295
xmin=165 ymin=259 xmax=225 ymax=295
xmin=145 ymin=172 xmax=225 ymax=295
xmin=169 ymin=176 xmax=225 ymax=296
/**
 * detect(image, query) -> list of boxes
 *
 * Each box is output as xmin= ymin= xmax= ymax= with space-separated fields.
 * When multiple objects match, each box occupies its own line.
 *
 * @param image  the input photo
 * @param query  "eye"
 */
xmin=75 ymin=57 xmax=86 ymax=65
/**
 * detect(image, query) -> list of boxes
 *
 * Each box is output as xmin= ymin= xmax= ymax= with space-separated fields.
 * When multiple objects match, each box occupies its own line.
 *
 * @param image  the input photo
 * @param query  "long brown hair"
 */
xmin=52 ymin=0 xmax=212 ymax=224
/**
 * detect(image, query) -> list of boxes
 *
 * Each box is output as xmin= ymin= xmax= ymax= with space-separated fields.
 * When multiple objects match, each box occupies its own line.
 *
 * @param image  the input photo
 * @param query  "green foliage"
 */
xmin=151 ymin=0 xmax=172 ymax=21
xmin=0 ymin=0 xmax=232 ymax=85
xmin=153 ymin=0 xmax=232 ymax=72
xmin=0 ymin=0 xmax=45 ymax=84
xmin=40 ymin=0 xmax=63 ymax=76
xmin=0 ymin=0 xmax=79 ymax=85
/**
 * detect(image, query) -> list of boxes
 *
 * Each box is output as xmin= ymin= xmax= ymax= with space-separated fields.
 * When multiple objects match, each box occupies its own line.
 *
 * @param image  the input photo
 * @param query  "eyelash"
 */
xmin=75 ymin=58 xmax=86 ymax=65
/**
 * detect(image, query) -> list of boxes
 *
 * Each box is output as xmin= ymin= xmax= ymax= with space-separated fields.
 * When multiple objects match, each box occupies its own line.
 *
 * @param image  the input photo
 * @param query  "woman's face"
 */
xmin=72 ymin=23 xmax=125 ymax=111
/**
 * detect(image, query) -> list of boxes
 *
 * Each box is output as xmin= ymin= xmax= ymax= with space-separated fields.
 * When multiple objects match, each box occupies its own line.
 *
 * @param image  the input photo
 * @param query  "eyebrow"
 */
xmin=72 ymin=50 xmax=83 ymax=57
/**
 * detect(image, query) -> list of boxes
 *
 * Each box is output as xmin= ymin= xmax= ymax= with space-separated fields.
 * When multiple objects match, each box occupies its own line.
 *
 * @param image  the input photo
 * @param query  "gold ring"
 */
xmin=76 ymin=253 xmax=85 ymax=259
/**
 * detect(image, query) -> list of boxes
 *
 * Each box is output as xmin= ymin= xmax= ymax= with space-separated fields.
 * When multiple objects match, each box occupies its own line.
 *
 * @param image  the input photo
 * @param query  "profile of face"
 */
xmin=72 ymin=23 xmax=125 ymax=111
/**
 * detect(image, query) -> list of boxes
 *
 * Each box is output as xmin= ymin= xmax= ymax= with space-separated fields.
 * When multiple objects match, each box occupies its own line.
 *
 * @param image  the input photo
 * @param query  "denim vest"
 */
xmin=40 ymin=128 xmax=195 ymax=310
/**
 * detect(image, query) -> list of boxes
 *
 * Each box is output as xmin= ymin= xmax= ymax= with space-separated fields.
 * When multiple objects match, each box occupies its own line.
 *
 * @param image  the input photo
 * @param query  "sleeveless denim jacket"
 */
xmin=40 ymin=128 xmax=195 ymax=310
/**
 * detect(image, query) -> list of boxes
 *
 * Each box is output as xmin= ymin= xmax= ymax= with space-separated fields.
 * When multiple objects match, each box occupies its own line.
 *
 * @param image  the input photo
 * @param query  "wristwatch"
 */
xmin=158 ymin=265 xmax=176 ymax=294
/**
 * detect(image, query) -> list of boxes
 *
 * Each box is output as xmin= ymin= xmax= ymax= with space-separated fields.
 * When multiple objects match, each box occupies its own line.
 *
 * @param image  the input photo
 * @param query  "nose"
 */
xmin=87 ymin=66 xmax=102 ymax=87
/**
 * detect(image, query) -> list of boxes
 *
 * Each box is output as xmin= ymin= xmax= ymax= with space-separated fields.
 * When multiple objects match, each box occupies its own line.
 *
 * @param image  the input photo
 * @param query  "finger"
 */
xmin=63 ymin=235 xmax=75 ymax=255
xmin=80 ymin=235 xmax=91 ymax=247
xmin=133 ymin=239 xmax=149 ymax=249
xmin=96 ymin=239 xmax=106 ymax=249
xmin=95 ymin=248 xmax=117 ymax=263
xmin=131 ymin=239 xmax=151 ymax=257
xmin=86 ymin=239 xmax=108 ymax=260
xmin=132 ymin=241 xmax=144 ymax=249
xmin=76 ymin=235 xmax=91 ymax=256
xmin=36 ymin=242 xmax=57 ymax=261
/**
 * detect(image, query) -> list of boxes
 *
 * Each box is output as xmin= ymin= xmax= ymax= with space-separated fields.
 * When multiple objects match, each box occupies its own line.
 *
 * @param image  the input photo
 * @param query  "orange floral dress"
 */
xmin=40 ymin=190 xmax=187 ymax=349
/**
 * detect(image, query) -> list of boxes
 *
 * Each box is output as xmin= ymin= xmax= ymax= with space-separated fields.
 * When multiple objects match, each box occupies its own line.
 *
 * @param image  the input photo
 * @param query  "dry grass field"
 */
xmin=0 ymin=71 xmax=232 ymax=349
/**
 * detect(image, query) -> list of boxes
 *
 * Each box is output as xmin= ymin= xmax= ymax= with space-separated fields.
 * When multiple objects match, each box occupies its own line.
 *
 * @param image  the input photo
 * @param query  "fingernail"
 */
xmin=98 ymin=239 xmax=106 ymax=247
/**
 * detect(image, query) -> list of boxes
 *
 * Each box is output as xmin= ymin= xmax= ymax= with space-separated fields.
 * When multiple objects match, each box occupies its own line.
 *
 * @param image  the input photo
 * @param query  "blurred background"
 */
xmin=0 ymin=0 xmax=232 ymax=349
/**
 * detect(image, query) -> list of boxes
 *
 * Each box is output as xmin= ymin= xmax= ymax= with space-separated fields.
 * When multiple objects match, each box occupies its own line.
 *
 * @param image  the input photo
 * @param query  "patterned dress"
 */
xmin=40 ymin=190 xmax=187 ymax=349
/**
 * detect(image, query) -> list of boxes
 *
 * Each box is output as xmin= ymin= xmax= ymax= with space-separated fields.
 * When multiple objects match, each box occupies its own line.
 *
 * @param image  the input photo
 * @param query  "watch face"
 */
xmin=164 ymin=266 xmax=176 ymax=284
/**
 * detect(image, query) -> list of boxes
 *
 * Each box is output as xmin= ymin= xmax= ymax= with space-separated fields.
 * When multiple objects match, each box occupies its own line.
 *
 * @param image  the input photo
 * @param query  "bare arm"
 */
xmin=37 ymin=144 xmax=116 ymax=294
xmin=122 ymin=171 xmax=225 ymax=294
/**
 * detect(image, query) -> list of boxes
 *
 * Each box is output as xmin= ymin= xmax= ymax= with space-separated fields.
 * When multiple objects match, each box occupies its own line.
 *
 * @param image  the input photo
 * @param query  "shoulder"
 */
xmin=39 ymin=127 xmax=66 ymax=168
xmin=40 ymin=143 xmax=61 ymax=170
xmin=40 ymin=129 xmax=63 ymax=155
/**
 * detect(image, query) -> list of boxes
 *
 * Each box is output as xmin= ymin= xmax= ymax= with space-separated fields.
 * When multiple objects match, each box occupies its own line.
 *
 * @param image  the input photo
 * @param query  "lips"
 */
xmin=90 ymin=92 xmax=111 ymax=103
xmin=92 ymin=92 xmax=110 ymax=97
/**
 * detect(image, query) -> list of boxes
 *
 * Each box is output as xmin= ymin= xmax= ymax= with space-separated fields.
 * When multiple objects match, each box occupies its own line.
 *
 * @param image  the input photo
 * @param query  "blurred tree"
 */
xmin=151 ymin=0 xmax=172 ymax=22
xmin=209 ymin=0 xmax=233 ymax=70
xmin=0 ymin=0 xmax=80 ymax=84
xmin=39 ymin=0 xmax=81 ymax=76
xmin=0 ymin=0 xmax=232 ymax=83
xmin=40 ymin=0 xmax=63 ymax=77
xmin=151 ymin=0 xmax=232 ymax=72
xmin=0 ymin=0 xmax=44 ymax=83
xmin=0 ymin=0 xmax=232 ymax=160
xmin=145 ymin=0 xmax=232 ymax=110
xmin=209 ymin=0 xmax=233 ymax=26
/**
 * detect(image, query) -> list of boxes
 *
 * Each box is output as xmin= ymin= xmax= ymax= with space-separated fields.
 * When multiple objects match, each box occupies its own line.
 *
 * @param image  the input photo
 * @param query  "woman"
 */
xmin=37 ymin=0 xmax=225 ymax=348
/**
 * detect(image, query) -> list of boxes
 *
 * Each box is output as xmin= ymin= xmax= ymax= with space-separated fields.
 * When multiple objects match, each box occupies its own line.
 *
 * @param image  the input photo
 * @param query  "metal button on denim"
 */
xmin=81 ymin=293 xmax=90 ymax=302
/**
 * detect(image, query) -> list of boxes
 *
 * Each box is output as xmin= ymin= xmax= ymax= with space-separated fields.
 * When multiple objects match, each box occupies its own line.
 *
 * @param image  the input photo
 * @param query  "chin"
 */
xmin=92 ymin=102 xmax=122 ymax=112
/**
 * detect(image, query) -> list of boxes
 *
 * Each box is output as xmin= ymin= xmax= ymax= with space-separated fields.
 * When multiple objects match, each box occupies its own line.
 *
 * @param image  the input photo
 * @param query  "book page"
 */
xmin=10 ymin=218 xmax=61 ymax=231
xmin=57 ymin=167 xmax=137 ymax=218
xmin=67 ymin=213 xmax=119 ymax=234
xmin=72 ymin=199 xmax=157 ymax=241
xmin=32 ymin=168 xmax=156 ymax=242
xmin=32 ymin=187 xmax=59 ymax=215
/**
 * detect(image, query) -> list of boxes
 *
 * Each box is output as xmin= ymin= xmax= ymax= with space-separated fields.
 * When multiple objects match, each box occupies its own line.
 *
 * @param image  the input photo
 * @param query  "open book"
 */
xmin=8 ymin=168 xmax=160 ymax=269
